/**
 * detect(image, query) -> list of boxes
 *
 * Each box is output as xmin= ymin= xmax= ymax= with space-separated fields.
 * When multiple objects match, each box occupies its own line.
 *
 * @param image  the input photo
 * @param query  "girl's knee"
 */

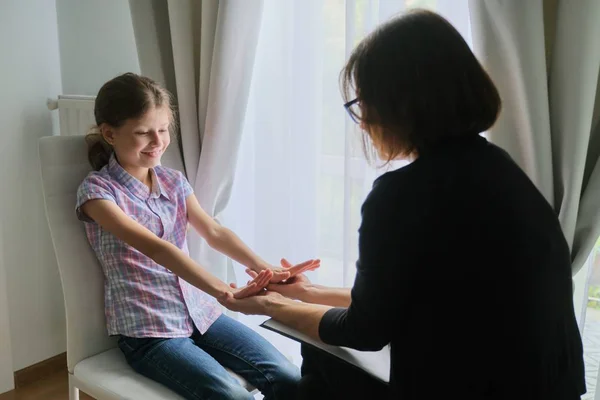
xmin=280 ymin=362 xmax=302 ymax=385
xmin=270 ymin=361 xmax=301 ymax=398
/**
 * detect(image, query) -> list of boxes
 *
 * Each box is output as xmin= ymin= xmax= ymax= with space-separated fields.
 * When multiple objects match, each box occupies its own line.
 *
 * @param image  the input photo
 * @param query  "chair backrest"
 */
xmin=38 ymin=135 xmax=116 ymax=373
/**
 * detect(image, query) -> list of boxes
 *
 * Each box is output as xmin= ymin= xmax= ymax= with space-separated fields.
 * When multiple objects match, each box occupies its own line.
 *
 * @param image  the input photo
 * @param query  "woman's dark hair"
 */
xmin=85 ymin=73 xmax=176 ymax=170
xmin=342 ymin=9 xmax=501 ymax=161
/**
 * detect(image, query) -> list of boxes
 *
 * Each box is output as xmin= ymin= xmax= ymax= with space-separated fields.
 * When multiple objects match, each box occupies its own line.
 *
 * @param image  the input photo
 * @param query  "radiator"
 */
xmin=47 ymin=95 xmax=96 ymax=136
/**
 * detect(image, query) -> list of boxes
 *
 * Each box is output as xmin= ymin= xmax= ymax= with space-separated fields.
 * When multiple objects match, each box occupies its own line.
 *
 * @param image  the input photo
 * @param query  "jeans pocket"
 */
xmin=117 ymin=336 xmax=136 ymax=357
xmin=118 ymin=336 xmax=160 ymax=363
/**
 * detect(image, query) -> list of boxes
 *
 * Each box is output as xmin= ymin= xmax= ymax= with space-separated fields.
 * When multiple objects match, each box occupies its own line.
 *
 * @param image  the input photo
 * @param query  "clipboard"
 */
xmin=260 ymin=318 xmax=390 ymax=383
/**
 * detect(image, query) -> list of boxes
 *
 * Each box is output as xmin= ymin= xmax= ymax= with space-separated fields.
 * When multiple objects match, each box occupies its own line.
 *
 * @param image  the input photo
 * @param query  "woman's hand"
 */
xmin=246 ymin=258 xmax=316 ymax=300
xmin=228 ymin=269 xmax=273 ymax=299
xmin=266 ymin=273 xmax=314 ymax=300
xmin=218 ymin=290 xmax=290 ymax=316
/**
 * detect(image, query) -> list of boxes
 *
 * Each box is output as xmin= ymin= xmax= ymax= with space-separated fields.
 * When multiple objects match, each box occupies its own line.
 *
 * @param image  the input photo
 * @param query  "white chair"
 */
xmin=39 ymin=135 xmax=256 ymax=400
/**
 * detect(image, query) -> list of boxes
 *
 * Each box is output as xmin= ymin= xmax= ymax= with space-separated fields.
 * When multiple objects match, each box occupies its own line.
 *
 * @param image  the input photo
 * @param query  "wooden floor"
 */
xmin=0 ymin=371 xmax=94 ymax=400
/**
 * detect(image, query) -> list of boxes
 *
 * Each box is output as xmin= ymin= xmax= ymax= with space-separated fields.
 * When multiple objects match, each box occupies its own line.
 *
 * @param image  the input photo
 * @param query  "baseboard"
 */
xmin=13 ymin=352 xmax=66 ymax=388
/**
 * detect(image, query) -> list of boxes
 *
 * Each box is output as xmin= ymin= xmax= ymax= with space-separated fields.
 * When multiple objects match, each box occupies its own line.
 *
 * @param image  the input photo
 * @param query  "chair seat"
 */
xmin=72 ymin=348 xmax=255 ymax=400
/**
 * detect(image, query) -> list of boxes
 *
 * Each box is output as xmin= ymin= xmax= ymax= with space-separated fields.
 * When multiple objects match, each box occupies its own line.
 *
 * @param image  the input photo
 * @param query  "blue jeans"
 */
xmin=118 ymin=314 xmax=300 ymax=400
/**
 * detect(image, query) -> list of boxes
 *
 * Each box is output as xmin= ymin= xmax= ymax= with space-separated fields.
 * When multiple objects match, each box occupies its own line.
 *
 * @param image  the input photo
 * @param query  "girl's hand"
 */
xmin=228 ymin=269 xmax=272 ymax=299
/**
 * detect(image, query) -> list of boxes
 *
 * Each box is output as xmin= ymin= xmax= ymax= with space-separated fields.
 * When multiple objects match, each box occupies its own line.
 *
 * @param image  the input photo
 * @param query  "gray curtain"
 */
xmin=469 ymin=0 xmax=600 ymax=321
xmin=128 ymin=0 xmax=264 ymax=282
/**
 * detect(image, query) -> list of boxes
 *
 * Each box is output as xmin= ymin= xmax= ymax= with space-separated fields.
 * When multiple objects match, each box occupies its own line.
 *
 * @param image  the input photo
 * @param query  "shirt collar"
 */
xmin=108 ymin=153 xmax=171 ymax=201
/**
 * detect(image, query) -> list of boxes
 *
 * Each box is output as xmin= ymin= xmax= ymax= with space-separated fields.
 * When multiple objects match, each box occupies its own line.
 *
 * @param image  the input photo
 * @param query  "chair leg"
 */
xmin=69 ymin=374 xmax=80 ymax=400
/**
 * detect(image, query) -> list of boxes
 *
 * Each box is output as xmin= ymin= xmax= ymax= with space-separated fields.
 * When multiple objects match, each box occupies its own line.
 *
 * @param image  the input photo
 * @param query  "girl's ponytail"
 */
xmin=85 ymin=126 xmax=112 ymax=171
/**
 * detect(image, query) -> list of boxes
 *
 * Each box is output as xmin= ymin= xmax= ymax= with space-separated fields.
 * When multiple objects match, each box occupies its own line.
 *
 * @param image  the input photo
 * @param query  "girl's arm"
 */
xmin=186 ymin=194 xmax=318 ymax=282
xmin=186 ymin=194 xmax=270 ymax=273
xmin=81 ymin=199 xmax=271 ymax=299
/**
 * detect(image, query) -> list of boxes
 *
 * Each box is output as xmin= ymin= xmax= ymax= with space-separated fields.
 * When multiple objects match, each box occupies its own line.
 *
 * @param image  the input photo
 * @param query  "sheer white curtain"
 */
xmin=224 ymin=0 xmax=472 ymax=360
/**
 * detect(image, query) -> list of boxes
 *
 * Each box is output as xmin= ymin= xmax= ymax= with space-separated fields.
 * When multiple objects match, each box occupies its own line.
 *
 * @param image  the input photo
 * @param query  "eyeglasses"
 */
xmin=344 ymin=98 xmax=361 ymax=124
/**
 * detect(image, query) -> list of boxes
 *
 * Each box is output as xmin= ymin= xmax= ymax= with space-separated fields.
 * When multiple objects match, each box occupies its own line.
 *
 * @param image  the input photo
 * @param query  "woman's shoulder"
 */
xmin=373 ymin=162 xmax=416 ymax=188
xmin=361 ymin=166 xmax=417 ymax=219
xmin=369 ymin=162 xmax=419 ymax=197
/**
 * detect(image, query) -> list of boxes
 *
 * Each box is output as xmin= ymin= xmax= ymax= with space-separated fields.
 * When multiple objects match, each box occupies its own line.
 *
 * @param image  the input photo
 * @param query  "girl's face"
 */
xmin=102 ymin=106 xmax=171 ymax=172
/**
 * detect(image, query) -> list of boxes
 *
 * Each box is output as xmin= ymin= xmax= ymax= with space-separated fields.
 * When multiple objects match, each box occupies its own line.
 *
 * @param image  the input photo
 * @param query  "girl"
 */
xmin=76 ymin=72 xmax=318 ymax=400
xmin=221 ymin=9 xmax=586 ymax=400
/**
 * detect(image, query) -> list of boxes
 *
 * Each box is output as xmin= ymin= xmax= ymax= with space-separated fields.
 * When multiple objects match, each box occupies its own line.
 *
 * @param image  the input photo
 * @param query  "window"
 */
xmin=582 ymin=238 xmax=600 ymax=399
xmin=224 ymin=0 xmax=472 ymax=364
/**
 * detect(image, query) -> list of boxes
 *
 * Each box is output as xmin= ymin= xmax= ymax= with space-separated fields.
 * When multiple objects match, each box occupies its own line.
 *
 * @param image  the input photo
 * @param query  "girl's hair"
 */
xmin=341 ymin=9 xmax=501 ymax=162
xmin=85 ymin=73 xmax=176 ymax=170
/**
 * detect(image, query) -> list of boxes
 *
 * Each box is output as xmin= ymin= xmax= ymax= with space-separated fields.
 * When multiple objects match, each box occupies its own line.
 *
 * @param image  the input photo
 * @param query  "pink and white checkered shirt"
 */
xmin=76 ymin=153 xmax=221 ymax=338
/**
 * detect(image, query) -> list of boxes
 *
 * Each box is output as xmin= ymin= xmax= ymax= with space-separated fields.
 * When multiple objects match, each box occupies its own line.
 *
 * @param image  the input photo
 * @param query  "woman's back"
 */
xmin=370 ymin=135 xmax=585 ymax=399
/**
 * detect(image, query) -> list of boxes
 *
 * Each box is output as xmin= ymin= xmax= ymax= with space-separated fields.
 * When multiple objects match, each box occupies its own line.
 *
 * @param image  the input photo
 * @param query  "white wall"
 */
xmin=0 ymin=1 xmax=66 ymax=373
xmin=0 ymin=233 xmax=14 ymax=393
xmin=0 ymin=1 xmax=142 ymax=378
xmin=56 ymin=0 xmax=140 ymax=96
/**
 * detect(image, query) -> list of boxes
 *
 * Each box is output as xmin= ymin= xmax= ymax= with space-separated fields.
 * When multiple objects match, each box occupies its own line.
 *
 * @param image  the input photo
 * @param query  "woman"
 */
xmin=220 ymin=9 xmax=586 ymax=400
